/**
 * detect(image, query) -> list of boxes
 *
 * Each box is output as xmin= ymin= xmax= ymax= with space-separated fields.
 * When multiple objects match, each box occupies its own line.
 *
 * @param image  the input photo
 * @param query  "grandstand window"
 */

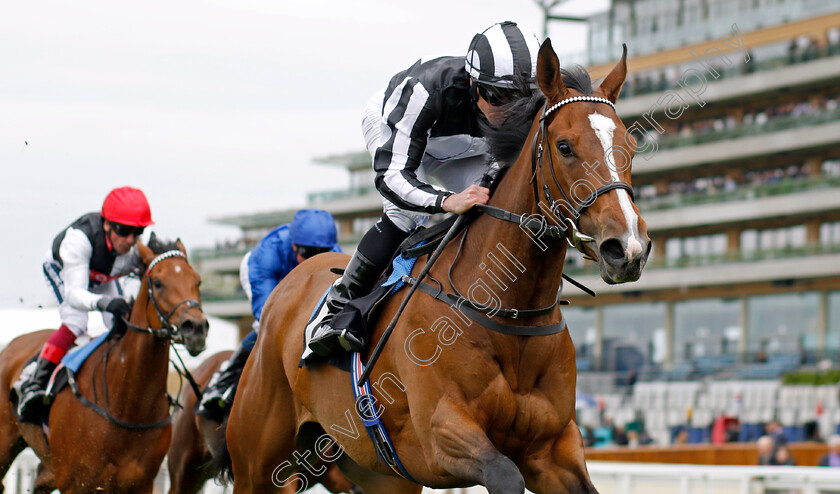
xmin=351 ymin=216 xmax=378 ymax=238
xmin=349 ymin=168 xmax=374 ymax=190
xmin=823 ymin=159 xmax=840 ymax=176
xmin=821 ymin=221 xmax=840 ymax=245
xmin=673 ymin=298 xmax=741 ymax=363
xmin=747 ymin=292 xmax=820 ymax=358
xmin=828 ymin=291 xmax=840 ymax=355
xmin=743 ymin=225 xmax=807 ymax=252
xmin=564 ymin=307 xmax=597 ymax=362
xmin=603 ymin=302 xmax=666 ymax=369
xmin=665 ymin=233 xmax=728 ymax=259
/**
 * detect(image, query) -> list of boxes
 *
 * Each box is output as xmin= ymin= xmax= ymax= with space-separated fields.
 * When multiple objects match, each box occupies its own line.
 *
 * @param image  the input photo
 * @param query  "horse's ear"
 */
xmin=597 ymin=43 xmax=628 ymax=103
xmin=137 ymin=241 xmax=155 ymax=266
xmin=176 ymin=238 xmax=188 ymax=259
xmin=537 ymin=38 xmax=567 ymax=102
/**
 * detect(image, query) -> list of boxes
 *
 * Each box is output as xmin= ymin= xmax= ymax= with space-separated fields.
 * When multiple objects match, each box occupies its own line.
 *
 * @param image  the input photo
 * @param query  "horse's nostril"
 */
xmin=599 ymin=238 xmax=626 ymax=266
xmin=180 ymin=318 xmax=208 ymax=335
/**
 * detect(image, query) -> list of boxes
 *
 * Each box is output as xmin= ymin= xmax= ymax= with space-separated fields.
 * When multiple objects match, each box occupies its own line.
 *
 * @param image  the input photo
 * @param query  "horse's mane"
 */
xmin=559 ymin=65 xmax=594 ymax=95
xmin=147 ymin=232 xmax=181 ymax=255
xmin=479 ymin=65 xmax=594 ymax=167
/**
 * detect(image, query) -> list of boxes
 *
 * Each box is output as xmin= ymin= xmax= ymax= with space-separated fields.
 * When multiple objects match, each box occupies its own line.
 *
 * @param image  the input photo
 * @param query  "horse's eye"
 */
xmin=557 ymin=142 xmax=573 ymax=157
xmin=153 ymin=279 xmax=163 ymax=290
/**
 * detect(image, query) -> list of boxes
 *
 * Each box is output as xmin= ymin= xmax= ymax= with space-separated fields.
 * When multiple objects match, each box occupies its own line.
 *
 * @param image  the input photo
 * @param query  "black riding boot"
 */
xmin=16 ymin=357 xmax=57 ymax=423
xmin=196 ymin=343 xmax=253 ymax=422
xmin=308 ymin=251 xmax=381 ymax=355
xmin=308 ymin=214 xmax=409 ymax=356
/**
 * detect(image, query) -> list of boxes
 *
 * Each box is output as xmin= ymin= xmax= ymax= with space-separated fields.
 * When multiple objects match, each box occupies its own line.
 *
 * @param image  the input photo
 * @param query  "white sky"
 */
xmin=0 ymin=0 xmax=610 ymax=308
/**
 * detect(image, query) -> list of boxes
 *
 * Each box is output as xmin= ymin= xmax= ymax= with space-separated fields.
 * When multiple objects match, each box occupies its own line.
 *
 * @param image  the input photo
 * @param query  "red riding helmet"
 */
xmin=101 ymin=186 xmax=154 ymax=226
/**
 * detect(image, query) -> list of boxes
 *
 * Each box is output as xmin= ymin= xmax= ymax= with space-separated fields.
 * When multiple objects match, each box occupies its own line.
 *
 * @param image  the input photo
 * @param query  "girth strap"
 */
xmin=66 ymin=370 xmax=172 ymax=430
xmin=351 ymin=354 xmax=418 ymax=483
xmin=405 ymin=277 xmax=568 ymax=336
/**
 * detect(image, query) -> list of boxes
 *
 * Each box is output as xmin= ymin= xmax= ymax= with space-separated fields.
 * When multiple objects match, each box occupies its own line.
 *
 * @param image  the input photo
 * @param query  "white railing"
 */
xmin=4 ymin=449 xmax=39 ymax=494
xmin=587 ymin=461 xmax=840 ymax=494
xmin=7 ymin=454 xmax=840 ymax=494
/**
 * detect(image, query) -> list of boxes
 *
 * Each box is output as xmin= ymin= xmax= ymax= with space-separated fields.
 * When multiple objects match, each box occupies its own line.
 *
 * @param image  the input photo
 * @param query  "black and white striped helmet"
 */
xmin=465 ymin=21 xmax=540 ymax=88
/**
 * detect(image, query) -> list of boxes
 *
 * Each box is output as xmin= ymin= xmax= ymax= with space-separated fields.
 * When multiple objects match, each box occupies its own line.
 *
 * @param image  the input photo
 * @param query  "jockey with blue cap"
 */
xmin=197 ymin=209 xmax=341 ymax=421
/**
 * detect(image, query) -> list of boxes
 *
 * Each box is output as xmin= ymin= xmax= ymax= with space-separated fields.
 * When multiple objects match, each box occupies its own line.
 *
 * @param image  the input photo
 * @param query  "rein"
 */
xmin=71 ymin=249 xmax=204 ymax=429
xmin=359 ymin=96 xmax=636 ymax=384
xmin=420 ymin=96 xmax=633 ymax=320
xmin=123 ymin=250 xmax=202 ymax=342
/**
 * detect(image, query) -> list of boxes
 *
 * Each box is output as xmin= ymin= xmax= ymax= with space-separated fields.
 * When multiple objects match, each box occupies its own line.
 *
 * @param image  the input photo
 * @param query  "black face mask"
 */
xmin=296 ymin=245 xmax=331 ymax=259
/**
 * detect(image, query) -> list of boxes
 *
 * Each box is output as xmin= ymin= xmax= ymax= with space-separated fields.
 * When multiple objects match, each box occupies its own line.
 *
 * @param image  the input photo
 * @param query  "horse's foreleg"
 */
xmin=228 ymin=372 xmax=298 ymax=493
xmin=320 ymin=462 xmax=358 ymax=493
xmin=33 ymin=461 xmax=55 ymax=494
xmin=0 ymin=410 xmax=26 ymax=494
xmin=167 ymin=413 xmax=213 ymax=494
xmin=167 ymin=448 xmax=209 ymax=494
xmin=429 ymin=399 xmax=525 ymax=494
xmin=335 ymin=453 xmax=420 ymax=494
xmin=519 ymin=420 xmax=598 ymax=494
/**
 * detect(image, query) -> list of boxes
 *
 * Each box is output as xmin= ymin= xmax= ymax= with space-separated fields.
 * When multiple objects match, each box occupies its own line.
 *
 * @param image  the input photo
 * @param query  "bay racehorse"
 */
xmin=225 ymin=39 xmax=650 ymax=493
xmin=0 ymin=235 xmax=209 ymax=493
xmin=167 ymin=350 xmax=360 ymax=494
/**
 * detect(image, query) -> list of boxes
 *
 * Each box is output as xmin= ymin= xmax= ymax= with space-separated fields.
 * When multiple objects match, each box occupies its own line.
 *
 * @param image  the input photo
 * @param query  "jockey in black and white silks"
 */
xmin=306 ymin=21 xmax=541 ymax=357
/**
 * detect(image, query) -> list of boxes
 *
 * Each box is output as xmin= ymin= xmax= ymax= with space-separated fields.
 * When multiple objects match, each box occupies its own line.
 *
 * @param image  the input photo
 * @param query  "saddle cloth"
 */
xmin=298 ymin=253 xmax=421 ymax=371
xmin=9 ymin=329 xmax=116 ymax=423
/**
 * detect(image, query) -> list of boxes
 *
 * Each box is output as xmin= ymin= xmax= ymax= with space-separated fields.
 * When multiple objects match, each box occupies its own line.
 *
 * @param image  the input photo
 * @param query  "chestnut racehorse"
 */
xmin=167 ymin=350 xmax=360 ymax=494
xmin=226 ymin=39 xmax=650 ymax=493
xmin=0 ymin=236 xmax=209 ymax=493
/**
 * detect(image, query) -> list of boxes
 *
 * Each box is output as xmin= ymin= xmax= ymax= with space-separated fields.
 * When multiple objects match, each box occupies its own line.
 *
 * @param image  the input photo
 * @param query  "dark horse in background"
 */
xmin=226 ymin=38 xmax=650 ymax=493
xmin=167 ymin=350 xmax=360 ymax=494
xmin=0 ymin=236 xmax=209 ymax=493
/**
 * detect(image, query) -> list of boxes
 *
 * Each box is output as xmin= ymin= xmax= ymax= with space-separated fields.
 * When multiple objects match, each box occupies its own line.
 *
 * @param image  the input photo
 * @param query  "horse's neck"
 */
xmin=105 ymin=280 xmax=170 ymax=417
xmin=449 ymin=150 xmax=569 ymax=316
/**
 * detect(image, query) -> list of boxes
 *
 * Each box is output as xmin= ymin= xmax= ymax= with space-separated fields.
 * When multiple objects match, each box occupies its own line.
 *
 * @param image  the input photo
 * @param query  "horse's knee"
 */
xmin=483 ymin=455 xmax=525 ymax=494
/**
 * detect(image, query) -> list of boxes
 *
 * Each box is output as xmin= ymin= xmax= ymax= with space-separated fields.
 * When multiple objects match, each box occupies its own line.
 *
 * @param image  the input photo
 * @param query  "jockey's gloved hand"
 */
xmin=96 ymin=296 xmax=132 ymax=319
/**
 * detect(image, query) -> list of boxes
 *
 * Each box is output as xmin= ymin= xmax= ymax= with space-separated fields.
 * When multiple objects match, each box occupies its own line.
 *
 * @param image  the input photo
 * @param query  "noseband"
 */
xmin=124 ymin=250 xmax=203 ymax=341
xmin=530 ymin=95 xmax=635 ymax=248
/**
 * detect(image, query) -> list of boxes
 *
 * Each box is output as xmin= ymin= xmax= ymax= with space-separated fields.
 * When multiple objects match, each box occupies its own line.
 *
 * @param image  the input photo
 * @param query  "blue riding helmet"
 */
xmin=290 ymin=209 xmax=338 ymax=248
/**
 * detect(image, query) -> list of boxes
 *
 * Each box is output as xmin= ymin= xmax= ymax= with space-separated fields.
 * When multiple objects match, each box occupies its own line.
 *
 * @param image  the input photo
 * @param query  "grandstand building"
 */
xmin=193 ymin=0 xmax=840 ymax=446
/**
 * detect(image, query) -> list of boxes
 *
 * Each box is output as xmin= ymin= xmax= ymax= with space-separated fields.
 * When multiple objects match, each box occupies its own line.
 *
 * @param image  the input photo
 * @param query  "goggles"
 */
xmin=478 ymin=84 xmax=523 ymax=106
xmin=111 ymin=222 xmax=145 ymax=237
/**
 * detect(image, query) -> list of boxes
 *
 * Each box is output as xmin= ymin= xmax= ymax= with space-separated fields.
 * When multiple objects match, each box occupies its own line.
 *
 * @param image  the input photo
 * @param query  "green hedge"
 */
xmin=782 ymin=369 xmax=840 ymax=385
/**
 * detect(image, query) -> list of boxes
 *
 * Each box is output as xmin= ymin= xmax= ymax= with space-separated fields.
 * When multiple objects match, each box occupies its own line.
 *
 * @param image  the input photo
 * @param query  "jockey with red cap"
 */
xmin=13 ymin=186 xmax=154 ymax=423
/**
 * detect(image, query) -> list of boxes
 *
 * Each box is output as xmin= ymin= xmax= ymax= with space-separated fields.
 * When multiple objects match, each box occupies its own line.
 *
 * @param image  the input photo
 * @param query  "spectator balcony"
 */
xmin=633 ymin=113 xmax=840 ymax=177
xmin=616 ymin=50 xmax=840 ymax=119
xmin=637 ymin=174 xmax=840 ymax=231
xmin=564 ymin=242 xmax=840 ymax=292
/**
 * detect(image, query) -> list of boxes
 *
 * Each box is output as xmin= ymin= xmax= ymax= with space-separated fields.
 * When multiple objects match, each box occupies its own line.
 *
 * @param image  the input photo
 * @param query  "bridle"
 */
xmin=359 ymin=96 xmax=639 ymax=384
xmin=123 ymin=250 xmax=203 ymax=342
xmin=69 ymin=249 xmax=205 ymax=430
xmin=478 ymin=95 xmax=635 ymax=251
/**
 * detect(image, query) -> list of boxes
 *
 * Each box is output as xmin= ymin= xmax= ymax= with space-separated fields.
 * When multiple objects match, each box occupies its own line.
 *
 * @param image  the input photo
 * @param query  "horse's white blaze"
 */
xmin=174 ymin=265 xmax=182 ymax=274
xmin=587 ymin=113 xmax=642 ymax=259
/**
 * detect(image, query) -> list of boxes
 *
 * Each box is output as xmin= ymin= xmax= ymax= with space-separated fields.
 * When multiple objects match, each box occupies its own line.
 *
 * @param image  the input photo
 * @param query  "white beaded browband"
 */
xmin=146 ymin=250 xmax=186 ymax=274
xmin=543 ymin=96 xmax=616 ymax=118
